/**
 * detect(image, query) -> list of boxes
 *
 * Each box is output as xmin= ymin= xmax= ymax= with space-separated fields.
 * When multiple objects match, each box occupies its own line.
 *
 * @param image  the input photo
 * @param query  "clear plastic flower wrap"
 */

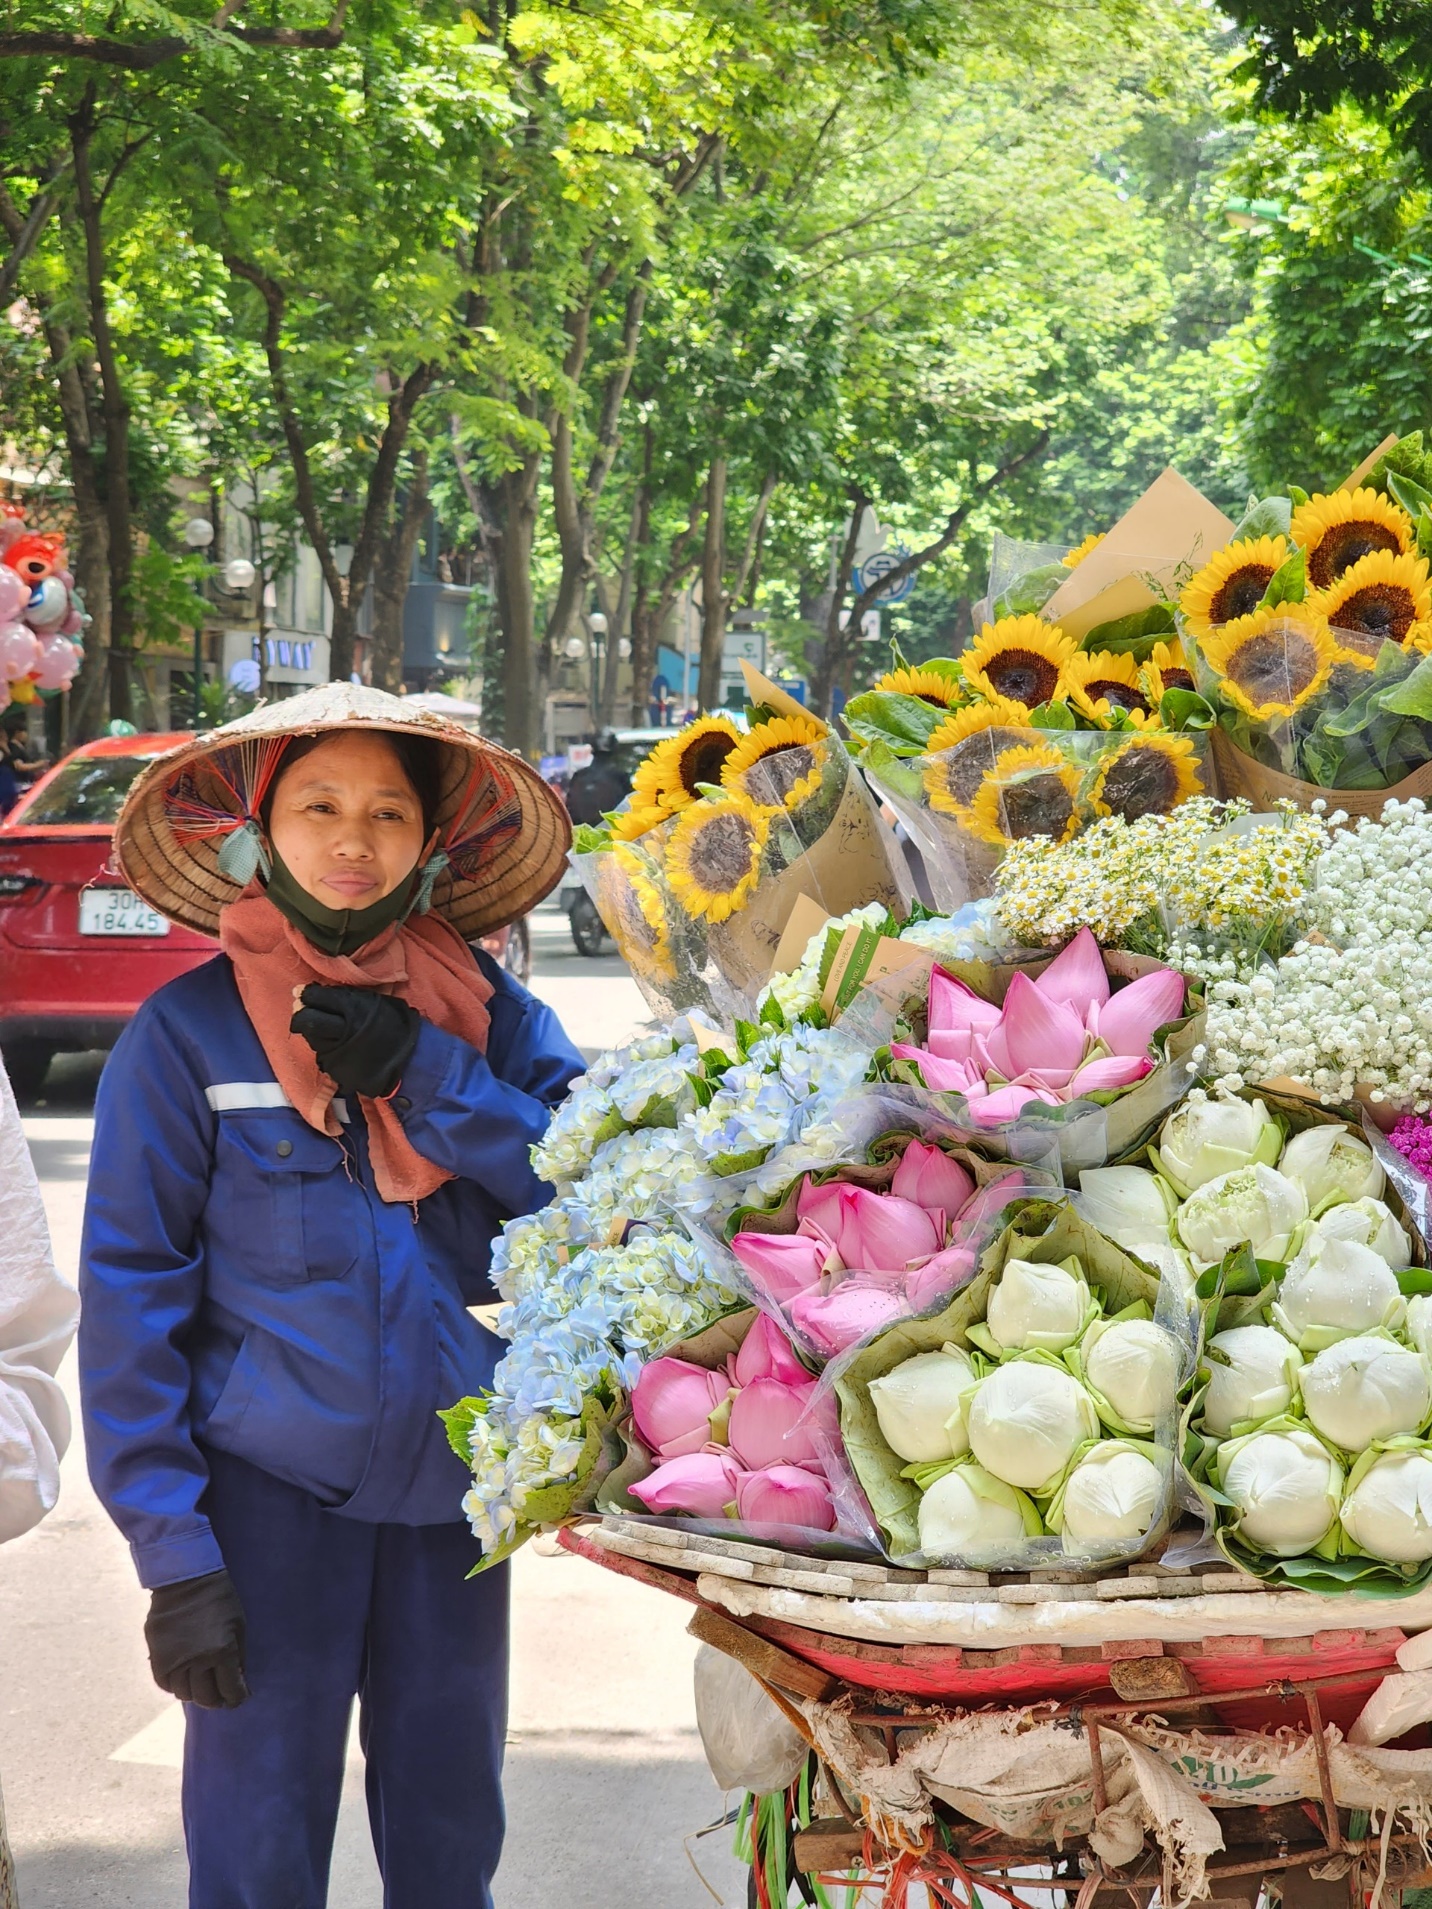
xmin=863 ymin=723 xmax=1212 ymax=915
xmin=688 ymin=1103 xmax=1060 ymax=1365
xmin=828 ymin=1197 xmax=1198 ymax=1570
xmin=571 ymin=685 xmax=912 ymax=1019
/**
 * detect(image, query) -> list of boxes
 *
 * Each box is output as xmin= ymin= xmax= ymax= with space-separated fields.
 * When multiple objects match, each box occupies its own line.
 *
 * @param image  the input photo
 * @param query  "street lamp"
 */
xmin=588 ymin=611 xmax=608 ymax=729
xmin=182 ymin=518 xmax=215 ymax=728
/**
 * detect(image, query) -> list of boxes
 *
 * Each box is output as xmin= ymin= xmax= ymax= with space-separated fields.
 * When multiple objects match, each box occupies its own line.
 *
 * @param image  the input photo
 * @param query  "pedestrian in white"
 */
xmin=0 ymin=1056 xmax=79 ymax=1906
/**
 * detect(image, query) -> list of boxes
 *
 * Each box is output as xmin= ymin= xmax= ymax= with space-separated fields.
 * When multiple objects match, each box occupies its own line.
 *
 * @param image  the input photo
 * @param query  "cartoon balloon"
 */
xmin=3 ymin=532 xmax=65 ymax=585
xmin=59 ymin=608 xmax=83 ymax=637
xmin=25 ymin=576 xmax=68 ymax=628
xmin=7 ymin=677 xmax=37 ymax=705
xmin=0 ymin=566 xmax=27 ymax=625
xmin=32 ymin=633 xmax=77 ymax=691
xmin=0 ymin=622 xmax=40 ymax=680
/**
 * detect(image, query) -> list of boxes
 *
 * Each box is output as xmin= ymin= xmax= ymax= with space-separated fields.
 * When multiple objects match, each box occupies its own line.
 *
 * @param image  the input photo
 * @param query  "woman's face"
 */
xmin=267 ymin=732 xmax=426 ymax=910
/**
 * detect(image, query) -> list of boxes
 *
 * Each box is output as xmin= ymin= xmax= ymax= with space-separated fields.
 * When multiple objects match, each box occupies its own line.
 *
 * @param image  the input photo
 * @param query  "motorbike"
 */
xmin=559 ymin=870 xmax=609 ymax=957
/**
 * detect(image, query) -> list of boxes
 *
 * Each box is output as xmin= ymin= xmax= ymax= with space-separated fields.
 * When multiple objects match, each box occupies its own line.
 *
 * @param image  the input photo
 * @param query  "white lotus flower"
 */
xmin=966 ymin=1360 xmax=1100 ymax=1492
xmin=1340 ymin=1449 xmax=1432 ymax=1564
xmin=1175 ymin=1164 xmax=1307 ymax=1268
xmin=980 ymin=1257 xmax=1092 ymax=1356
xmin=868 ymin=1345 xmax=975 ymax=1464
xmin=1220 ymin=1427 xmax=1343 ymax=1558
xmin=1300 ymin=1337 xmax=1430 ymax=1453
xmin=1278 ymin=1125 xmax=1384 ymax=1211
xmin=1309 ymin=1198 xmax=1410 ymax=1270
xmin=1272 ymin=1236 xmax=1406 ymax=1351
xmin=1082 ymin=1318 xmax=1181 ymax=1434
xmin=1059 ymin=1443 xmax=1163 ymax=1544
xmin=917 ymin=1462 xmax=1037 ymax=1561
xmin=1155 ymin=1094 xmax=1281 ymax=1199
xmin=1201 ymin=1324 xmax=1303 ymax=1438
xmin=1075 ymin=1167 xmax=1178 ymax=1251
xmin=1408 ymin=1294 xmax=1432 ymax=1360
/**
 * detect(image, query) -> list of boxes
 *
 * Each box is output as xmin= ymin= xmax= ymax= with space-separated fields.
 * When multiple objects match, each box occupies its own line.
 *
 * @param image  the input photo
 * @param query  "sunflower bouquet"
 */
xmin=855 ymin=613 xmax=1211 ymax=913
xmin=1181 ymin=446 xmax=1432 ymax=810
xmin=572 ymin=674 xmax=910 ymax=1012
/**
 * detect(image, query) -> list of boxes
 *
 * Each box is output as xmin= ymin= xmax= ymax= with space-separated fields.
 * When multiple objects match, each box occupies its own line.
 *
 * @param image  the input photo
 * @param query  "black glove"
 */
xmin=145 ymin=1569 xmax=249 ymax=1709
xmin=290 ymin=985 xmax=420 ymax=1098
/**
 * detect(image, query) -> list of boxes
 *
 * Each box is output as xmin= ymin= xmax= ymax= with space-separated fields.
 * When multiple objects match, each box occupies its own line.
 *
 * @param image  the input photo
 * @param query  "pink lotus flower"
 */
xmin=795 ymin=1176 xmax=845 ymax=1246
xmin=734 ymin=1311 xmax=811 ymax=1388
xmin=1089 ymin=967 xmax=1185 ymax=1057
xmin=790 ymin=1282 xmax=904 ymax=1355
xmin=1033 ymin=925 xmax=1110 ymax=1011
xmin=969 ymin=1082 xmax=1060 ymax=1125
xmin=890 ymin=1045 xmax=985 ymax=1095
xmin=955 ymin=1171 xmax=1029 ymax=1235
xmin=631 ymin=1358 xmax=730 ymax=1459
xmin=928 ymin=967 xmax=1003 ymax=1037
xmin=630 ymin=1450 xmax=742 ymax=1518
xmin=1068 ymin=1053 xmax=1155 ymax=1095
xmin=727 ymin=1376 xmax=822 ymax=1469
xmin=904 ymin=1243 xmax=976 ymax=1312
xmin=730 ymin=1229 xmax=826 ymax=1303
xmin=833 ymin=1184 xmax=942 ymax=1272
xmin=1001 ymin=971 xmax=1087 ymax=1077
xmin=734 ymin=1464 xmax=835 ymax=1531
xmin=890 ymin=1140 xmax=974 ymax=1229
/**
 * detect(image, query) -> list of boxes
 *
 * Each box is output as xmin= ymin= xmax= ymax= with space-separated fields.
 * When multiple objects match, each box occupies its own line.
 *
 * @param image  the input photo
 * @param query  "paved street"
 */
xmin=0 ymin=905 xmax=750 ymax=1908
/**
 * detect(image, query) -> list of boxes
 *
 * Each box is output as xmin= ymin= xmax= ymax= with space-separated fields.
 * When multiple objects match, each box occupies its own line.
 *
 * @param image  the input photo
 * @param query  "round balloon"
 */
xmin=0 ymin=567 xmax=27 ymax=625
xmin=25 ymin=576 xmax=68 ymax=629
xmin=32 ymin=633 xmax=77 ymax=691
xmin=0 ymin=622 xmax=39 ymax=680
xmin=59 ymin=608 xmax=83 ymax=637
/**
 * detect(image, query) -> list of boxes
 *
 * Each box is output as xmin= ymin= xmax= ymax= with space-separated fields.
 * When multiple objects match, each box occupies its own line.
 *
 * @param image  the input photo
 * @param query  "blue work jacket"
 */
xmin=79 ymin=950 xmax=583 ymax=1590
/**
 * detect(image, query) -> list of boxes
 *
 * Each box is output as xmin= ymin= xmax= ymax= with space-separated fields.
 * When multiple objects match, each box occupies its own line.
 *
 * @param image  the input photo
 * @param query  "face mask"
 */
xmin=262 ymin=847 xmax=425 ymax=957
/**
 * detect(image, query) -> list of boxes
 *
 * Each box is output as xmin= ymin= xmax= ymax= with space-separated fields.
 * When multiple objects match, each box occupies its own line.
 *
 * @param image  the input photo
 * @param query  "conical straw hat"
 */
xmin=114 ymin=683 xmax=571 ymax=940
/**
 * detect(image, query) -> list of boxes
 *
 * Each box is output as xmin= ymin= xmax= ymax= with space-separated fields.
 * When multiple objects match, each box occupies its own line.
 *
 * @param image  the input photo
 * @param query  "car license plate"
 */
xmin=79 ymin=888 xmax=170 ymax=937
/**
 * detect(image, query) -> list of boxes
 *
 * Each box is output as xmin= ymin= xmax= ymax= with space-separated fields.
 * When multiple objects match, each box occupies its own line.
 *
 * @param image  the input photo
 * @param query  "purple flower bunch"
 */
xmin=1389 ymin=1114 xmax=1432 ymax=1183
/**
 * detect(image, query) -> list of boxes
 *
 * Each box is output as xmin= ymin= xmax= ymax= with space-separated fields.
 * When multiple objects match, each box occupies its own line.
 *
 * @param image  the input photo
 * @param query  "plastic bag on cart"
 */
xmin=693 ymin=1644 xmax=809 ymax=1795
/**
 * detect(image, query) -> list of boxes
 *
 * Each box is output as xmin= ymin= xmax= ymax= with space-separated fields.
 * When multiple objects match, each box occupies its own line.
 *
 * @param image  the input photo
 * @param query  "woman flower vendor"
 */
xmin=78 ymin=684 xmax=582 ymax=1908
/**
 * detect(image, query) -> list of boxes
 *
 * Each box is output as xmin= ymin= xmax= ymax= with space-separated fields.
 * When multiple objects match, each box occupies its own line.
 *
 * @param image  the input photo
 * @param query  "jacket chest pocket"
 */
xmin=214 ymin=1116 xmax=367 ymax=1284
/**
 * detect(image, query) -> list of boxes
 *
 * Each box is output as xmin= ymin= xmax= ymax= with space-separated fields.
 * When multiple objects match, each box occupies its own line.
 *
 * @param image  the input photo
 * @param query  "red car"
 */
xmin=0 ymin=731 xmax=216 ymax=1097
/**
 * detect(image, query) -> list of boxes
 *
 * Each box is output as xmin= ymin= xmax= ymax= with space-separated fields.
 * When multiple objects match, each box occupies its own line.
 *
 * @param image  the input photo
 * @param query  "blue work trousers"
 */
xmin=182 ymin=1447 xmax=508 ymax=1909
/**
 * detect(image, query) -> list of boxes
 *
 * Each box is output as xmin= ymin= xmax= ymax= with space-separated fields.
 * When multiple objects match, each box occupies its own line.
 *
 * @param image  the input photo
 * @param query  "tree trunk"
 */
xmin=814 ymin=495 xmax=866 ymax=721
xmin=697 ymin=457 xmax=727 ymax=712
xmin=369 ymin=456 xmax=429 ymax=694
xmin=70 ymin=96 xmax=136 ymax=725
xmin=485 ymin=457 xmax=542 ymax=755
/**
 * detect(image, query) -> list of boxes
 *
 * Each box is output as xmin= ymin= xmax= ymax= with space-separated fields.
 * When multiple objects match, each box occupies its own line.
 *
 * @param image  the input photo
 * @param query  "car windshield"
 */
xmin=16 ymin=753 xmax=160 ymax=825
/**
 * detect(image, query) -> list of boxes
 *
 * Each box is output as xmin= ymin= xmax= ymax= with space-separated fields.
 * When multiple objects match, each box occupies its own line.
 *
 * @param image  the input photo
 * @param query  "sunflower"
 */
xmin=1090 ymin=734 xmax=1204 ymax=824
xmin=1291 ymin=487 xmax=1413 ymax=591
xmin=964 ymin=742 xmax=1083 ymax=850
xmin=1180 ymin=536 xmax=1288 ymax=642
xmin=720 ymin=713 xmax=828 ymax=812
xmin=664 ymin=796 xmax=770 ymax=924
xmin=1063 ymin=649 xmax=1160 ymax=728
xmin=632 ymin=715 xmax=742 ymax=815
xmin=1142 ymin=639 xmax=1196 ymax=704
xmin=1063 ymin=533 xmax=1104 ymax=569
xmin=603 ymin=845 xmax=676 ymax=981
xmin=1201 ymin=607 xmax=1335 ymax=721
xmin=610 ymin=803 xmax=669 ymax=843
xmin=923 ymin=700 xmax=1034 ymax=816
xmin=960 ymin=615 xmax=1077 ymax=712
xmin=871 ymin=665 xmax=962 ymax=708
xmin=1306 ymin=547 xmax=1432 ymax=661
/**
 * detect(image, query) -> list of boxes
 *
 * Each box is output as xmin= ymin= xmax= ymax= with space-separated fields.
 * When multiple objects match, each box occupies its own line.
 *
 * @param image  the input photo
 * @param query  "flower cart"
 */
xmin=442 ymin=504 xmax=1432 ymax=1906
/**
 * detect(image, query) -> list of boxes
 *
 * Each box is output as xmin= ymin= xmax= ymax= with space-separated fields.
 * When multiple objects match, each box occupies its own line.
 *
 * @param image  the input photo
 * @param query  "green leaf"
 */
xmin=439 ymin=1397 xmax=483 ymax=1464
xmin=1288 ymin=484 xmax=1310 ymax=508
xmin=1398 ymin=1268 xmax=1432 ymax=1295
xmin=571 ymin=825 xmax=611 ymax=854
xmin=1259 ymin=544 xmax=1306 ymax=608
xmin=992 ymin=562 xmax=1068 ymax=617
xmin=1375 ymin=652 xmax=1432 ymax=720
xmin=1029 ymin=699 xmax=1076 ymax=729
xmin=1389 ymin=469 xmax=1432 ymax=519
xmin=1159 ymin=687 xmax=1214 ymax=731
xmin=1079 ymin=602 xmax=1176 ymax=652
xmin=1230 ymin=495 xmax=1292 ymax=542
xmin=842 ymin=689 xmax=949 ymax=751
